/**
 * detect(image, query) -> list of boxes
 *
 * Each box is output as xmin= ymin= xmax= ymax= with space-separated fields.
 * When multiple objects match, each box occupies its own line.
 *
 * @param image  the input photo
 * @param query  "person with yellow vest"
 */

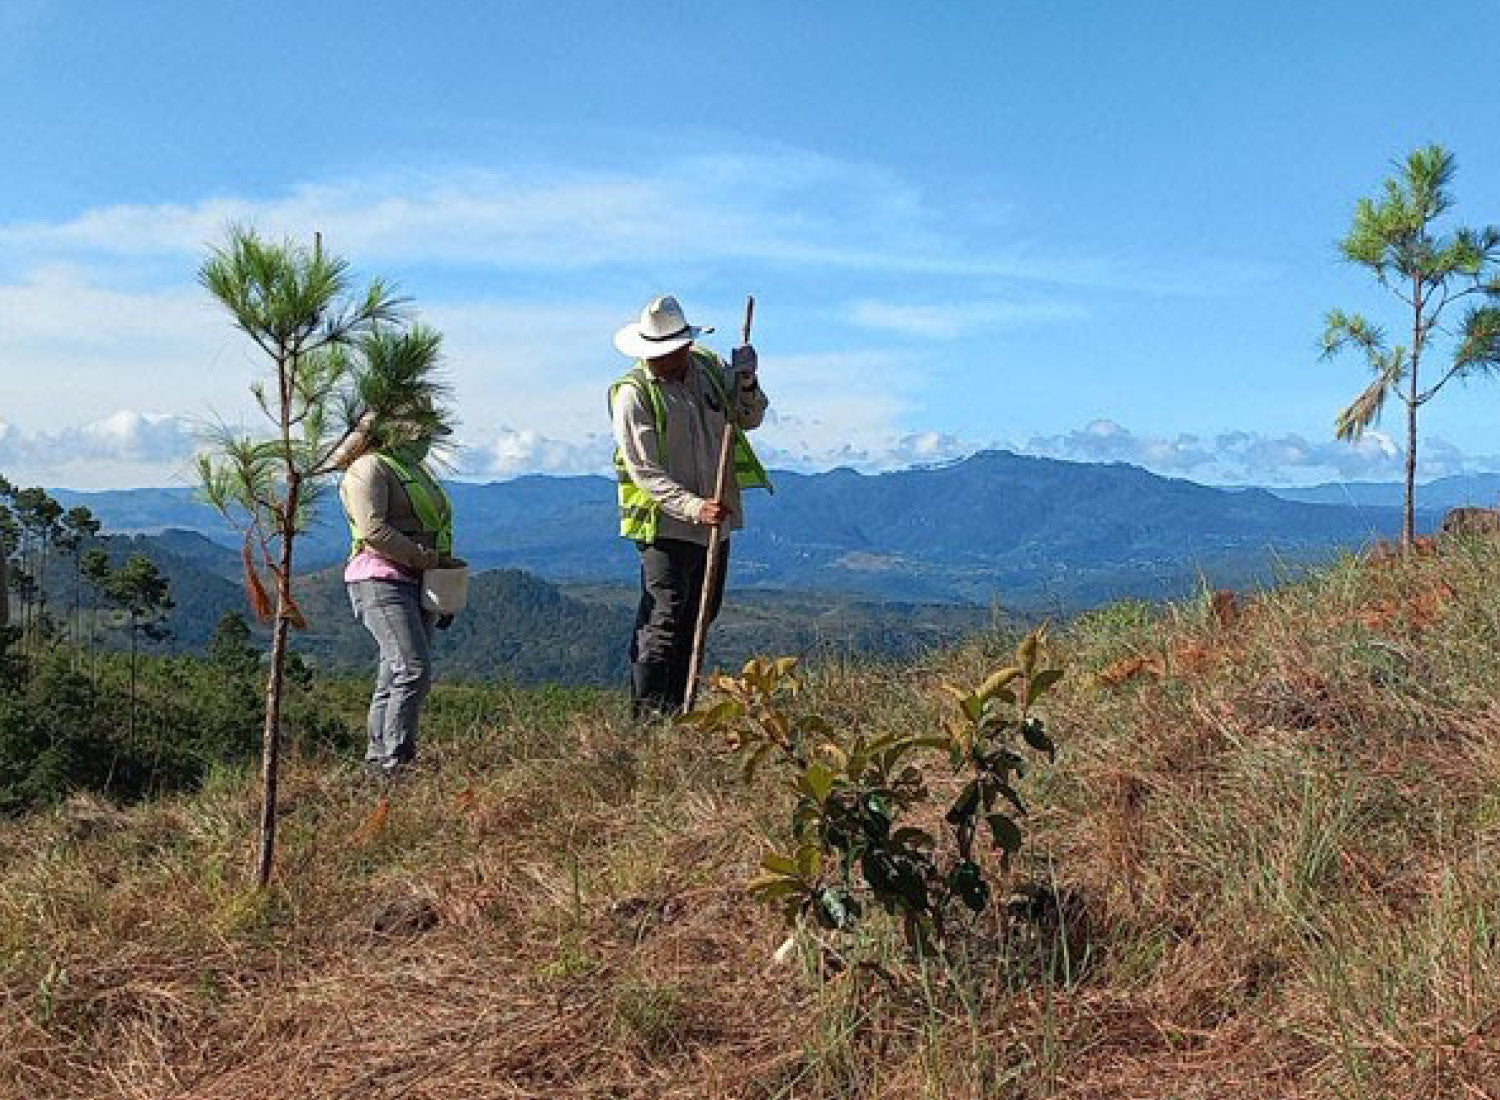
xmin=609 ymin=295 xmax=771 ymax=718
xmin=338 ymin=424 xmax=456 ymax=774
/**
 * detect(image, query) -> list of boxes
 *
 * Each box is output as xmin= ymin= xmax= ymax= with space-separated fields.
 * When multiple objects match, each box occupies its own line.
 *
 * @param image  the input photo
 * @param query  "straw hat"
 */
xmin=613 ymin=295 xmax=714 ymax=359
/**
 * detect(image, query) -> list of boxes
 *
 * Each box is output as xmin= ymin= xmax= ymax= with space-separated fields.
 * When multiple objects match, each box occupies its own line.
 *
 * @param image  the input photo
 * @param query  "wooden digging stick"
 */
xmin=682 ymin=295 xmax=754 ymax=714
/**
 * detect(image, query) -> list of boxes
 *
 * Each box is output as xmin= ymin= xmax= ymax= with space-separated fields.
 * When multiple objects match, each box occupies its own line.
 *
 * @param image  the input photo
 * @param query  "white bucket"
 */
xmin=421 ymin=560 xmax=469 ymax=615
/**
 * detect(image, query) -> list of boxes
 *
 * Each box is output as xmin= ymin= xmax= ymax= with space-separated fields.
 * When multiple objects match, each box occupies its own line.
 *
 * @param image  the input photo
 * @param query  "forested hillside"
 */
xmin=10 ymin=509 xmax=988 ymax=688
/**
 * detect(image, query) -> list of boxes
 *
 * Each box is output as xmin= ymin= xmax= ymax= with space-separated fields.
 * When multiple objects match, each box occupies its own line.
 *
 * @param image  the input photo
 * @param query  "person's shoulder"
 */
xmin=612 ymin=361 xmax=651 ymax=385
xmin=611 ymin=370 xmax=651 ymax=404
xmin=344 ymin=452 xmax=389 ymax=481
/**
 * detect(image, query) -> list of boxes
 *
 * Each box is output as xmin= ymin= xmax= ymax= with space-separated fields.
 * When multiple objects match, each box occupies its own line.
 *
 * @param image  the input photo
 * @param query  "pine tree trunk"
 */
xmin=1404 ymin=276 xmax=1423 ymax=551
xmin=128 ymin=616 xmax=138 ymax=744
xmin=1404 ymin=384 xmax=1417 ymax=549
xmin=254 ymin=488 xmax=299 ymax=889
xmin=72 ymin=558 xmax=82 ymax=665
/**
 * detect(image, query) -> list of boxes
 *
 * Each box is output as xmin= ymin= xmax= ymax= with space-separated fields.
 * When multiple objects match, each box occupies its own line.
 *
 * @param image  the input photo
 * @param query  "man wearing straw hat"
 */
xmin=609 ymin=294 xmax=772 ymax=719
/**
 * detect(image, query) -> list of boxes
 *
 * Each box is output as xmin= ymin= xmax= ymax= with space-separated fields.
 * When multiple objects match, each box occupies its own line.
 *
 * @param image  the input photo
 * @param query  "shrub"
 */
xmin=685 ymin=626 xmax=1062 ymax=957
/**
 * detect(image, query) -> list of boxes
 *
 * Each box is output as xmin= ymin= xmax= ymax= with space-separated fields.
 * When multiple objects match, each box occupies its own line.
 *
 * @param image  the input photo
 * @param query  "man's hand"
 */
xmin=700 ymin=499 xmax=730 ymax=526
xmin=731 ymin=344 xmax=758 ymax=388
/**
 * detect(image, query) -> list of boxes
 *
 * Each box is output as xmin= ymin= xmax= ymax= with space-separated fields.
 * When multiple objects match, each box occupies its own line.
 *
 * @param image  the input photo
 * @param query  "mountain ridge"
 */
xmin=50 ymin=449 xmax=1420 ymax=607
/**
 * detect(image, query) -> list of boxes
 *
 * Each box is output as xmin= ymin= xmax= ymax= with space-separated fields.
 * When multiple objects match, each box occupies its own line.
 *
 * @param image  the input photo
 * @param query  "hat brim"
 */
xmin=613 ymin=323 xmax=711 ymax=360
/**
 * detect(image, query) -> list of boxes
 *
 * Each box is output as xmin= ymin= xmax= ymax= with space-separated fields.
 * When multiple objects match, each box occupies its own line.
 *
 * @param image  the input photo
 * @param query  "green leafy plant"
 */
xmin=686 ymin=628 xmax=1062 ymax=957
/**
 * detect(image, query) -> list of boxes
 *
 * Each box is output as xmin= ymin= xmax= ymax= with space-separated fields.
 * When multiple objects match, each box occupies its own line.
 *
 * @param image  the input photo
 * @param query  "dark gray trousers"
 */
xmin=630 ymin=538 xmax=728 ymax=713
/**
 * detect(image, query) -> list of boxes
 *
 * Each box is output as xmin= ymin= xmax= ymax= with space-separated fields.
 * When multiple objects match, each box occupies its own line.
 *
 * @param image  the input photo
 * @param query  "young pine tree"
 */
xmin=198 ymin=227 xmax=451 ymax=888
xmin=1324 ymin=145 xmax=1500 ymax=547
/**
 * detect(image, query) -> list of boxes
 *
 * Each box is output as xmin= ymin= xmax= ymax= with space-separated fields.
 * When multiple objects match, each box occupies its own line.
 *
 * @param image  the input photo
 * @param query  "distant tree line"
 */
xmin=0 ymin=477 xmax=348 ymax=814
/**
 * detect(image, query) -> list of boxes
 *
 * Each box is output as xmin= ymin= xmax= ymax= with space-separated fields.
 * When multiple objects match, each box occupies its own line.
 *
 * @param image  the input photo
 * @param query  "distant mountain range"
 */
xmin=1266 ymin=472 xmax=1500 ymax=511
xmin=52 ymin=450 xmax=1427 ymax=610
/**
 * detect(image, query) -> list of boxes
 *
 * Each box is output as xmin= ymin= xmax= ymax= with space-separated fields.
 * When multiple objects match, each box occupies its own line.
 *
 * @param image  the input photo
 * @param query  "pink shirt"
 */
xmin=343 ymin=549 xmax=419 ymax=585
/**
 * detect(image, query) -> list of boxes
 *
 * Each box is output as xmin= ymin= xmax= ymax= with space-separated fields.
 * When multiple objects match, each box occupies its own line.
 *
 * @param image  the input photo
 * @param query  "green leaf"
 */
xmin=795 ymin=843 xmax=823 ymax=877
xmin=1022 ymin=717 xmax=1056 ymax=759
xmin=945 ymin=781 xmax=980 ymax=826
xmin=747 ymin=874 xmax=803 ymax=900
xmin=986 ymin=813 xmax=1023 ymax=855
xmin=908 ymin=734 xmax=953 ymax=751
xmin=860 ymin=850 xmax=899 ymax=900
xmin=977 ymin=667 xmax=1022 ymax=702
xmin=947 ymin=860 xmax=990 ymax=914
xmin=801 ymin=764 xmax=836 ymax=804
xmin=894 ymin=857 xmax=931 ymax=913
xmin=800 ymin=715 xmax=835 ymax=738
xmin=892 ymin=827 xmax=936 ymax=851
xmin=814 ymin=887 xmax=860 ymax=931
xmin=741 ymin=742 xmax=776 ymax=784
xmin=997 ymin=782 xmax=1027 ymax=817
xmin=1015 ymin=630 xmax=1041 ymax=673
xmin=943 ymin=684 xmax=982 ymax=722
xmin=761 ymin=854 xmax=799 ymax=877
xmin=861 ymin=793 xmax=892 ymax=842
xmin=1027 ymin=668 xmax=1064 ymax=701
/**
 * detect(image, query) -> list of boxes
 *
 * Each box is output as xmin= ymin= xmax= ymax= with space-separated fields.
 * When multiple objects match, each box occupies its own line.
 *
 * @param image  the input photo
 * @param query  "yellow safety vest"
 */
xmin=609 ymin=350 xmax=772 ymax=542
xmin=346 ymin=450 xmax=454 ymax=558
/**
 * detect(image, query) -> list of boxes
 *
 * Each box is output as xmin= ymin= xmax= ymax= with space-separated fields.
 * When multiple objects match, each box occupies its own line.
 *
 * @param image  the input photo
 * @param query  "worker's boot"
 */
xmin=630 ymin=662 xmax=675 ymax=722
xmin=666 ymin=660 xmax=694 ymax=716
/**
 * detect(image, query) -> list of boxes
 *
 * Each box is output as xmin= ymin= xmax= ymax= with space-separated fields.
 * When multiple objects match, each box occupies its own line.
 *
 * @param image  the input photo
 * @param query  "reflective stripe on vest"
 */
xmin=346 ymin=450 xmax=454 ymax=559
xmin=609 ymin=349 xmax=772 ymax=542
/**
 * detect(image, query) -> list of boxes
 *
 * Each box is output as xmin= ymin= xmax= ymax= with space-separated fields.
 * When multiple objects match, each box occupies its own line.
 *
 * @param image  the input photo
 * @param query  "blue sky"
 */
xmin=4 ymin=0 xmax=1500 ymax=488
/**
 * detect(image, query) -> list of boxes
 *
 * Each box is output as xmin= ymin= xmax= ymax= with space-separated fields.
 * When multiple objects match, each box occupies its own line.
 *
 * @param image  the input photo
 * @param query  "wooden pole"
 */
xmin=682 ymin=295 xmax=754 ymax=714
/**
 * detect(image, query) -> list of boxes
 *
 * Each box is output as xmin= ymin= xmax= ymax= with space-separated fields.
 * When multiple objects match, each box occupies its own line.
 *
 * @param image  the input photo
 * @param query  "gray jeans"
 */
xmin=348 ymin=580 xmax=436 ymax=767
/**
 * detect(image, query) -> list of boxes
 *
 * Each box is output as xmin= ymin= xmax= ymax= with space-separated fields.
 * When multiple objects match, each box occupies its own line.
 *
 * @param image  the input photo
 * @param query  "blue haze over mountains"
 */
xmin=51 ymin=450 xmax=1450 ymax=611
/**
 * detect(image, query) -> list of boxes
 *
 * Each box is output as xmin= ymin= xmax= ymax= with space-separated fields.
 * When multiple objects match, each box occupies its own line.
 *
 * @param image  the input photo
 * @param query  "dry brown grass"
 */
xmin=6 ymin=542 xmax=1500 ymax=1097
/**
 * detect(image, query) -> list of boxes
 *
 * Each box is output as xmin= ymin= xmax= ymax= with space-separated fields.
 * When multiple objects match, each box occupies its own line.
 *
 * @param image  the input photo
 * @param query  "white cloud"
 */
xmin=0 ymin=410 xmax=199 ymax=463
xmin=0 ymin=157 xmax=947 ymax=273
xmin=0 ymin=266 xmax=254 ymax=430
xmin=458 ymin=428 xmax=614 ymax=479
xmin=0 ymin=410 xmax=203 ymax=489
xmin=0 ymin=153 xmax=1249 ymax=294
xmin=1023 ymin=419 xmax=1216 ymax=474
xmin=756 ymin=428 xmax=976 ymax=472
xmin=1019 ymin=418 xmax=1492 ymax=485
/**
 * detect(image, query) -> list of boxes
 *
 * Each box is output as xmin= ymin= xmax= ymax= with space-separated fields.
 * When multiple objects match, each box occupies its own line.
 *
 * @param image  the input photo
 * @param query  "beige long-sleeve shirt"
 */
xmin=338 ymin=453 xmax=441 ymax=571
xmin=611 ymin=350 xmax=769 ymax=547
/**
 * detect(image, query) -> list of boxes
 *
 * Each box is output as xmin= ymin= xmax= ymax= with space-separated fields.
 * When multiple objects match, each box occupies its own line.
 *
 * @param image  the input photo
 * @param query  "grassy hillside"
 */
xmin=4 ymin=541 xmax=1500 ymax=1097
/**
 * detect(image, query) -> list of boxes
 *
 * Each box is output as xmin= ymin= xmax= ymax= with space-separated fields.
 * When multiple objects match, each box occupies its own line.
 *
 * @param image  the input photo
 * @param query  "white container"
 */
xmin=421 ymin=560 xmax=469 ymax=615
